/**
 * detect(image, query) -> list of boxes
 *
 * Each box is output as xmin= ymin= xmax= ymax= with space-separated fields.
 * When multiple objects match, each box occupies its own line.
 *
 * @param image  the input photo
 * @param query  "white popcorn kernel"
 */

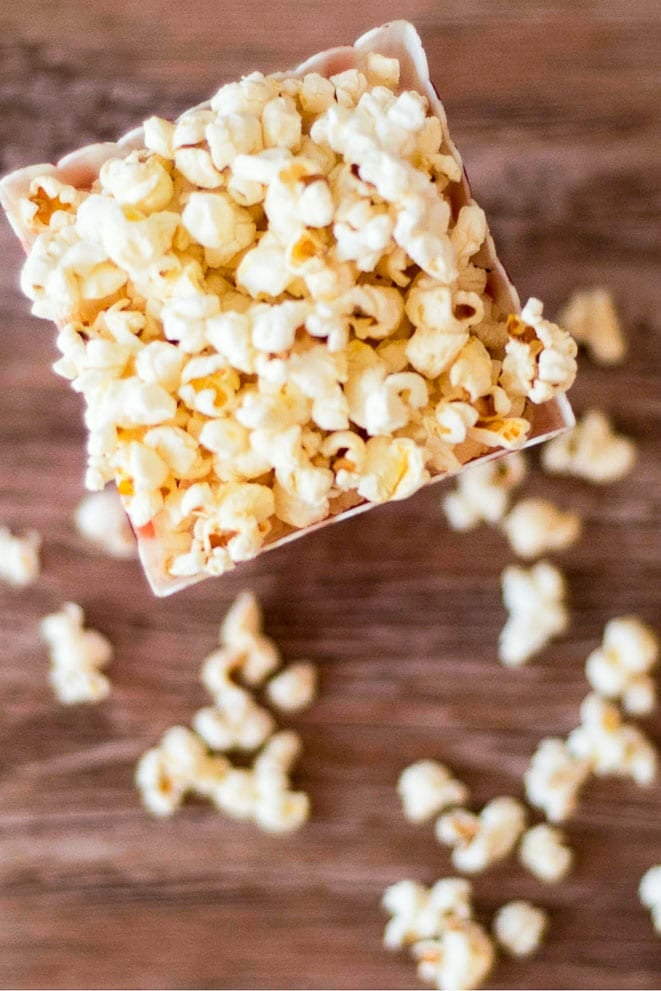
xmin=442 ymin=453 xmax=527 ymax=531
xmin=210 ymin=72 xmax=274 ymax=117
xmin=298 ymin=73 xmax=335 ymax=114
xmin=366 ymin=52 xmax=401 ymax=90
xmin=558 ymin=287 xmax=626 ymax=365
xmin=501 ymin=299 xmax=577 ymax=404
xmin=397 ymin=760 xmax=470 ymax=824
xmin=498 ymin=561 xmax=569 ymax=667
xmin=262 ymin=96 xmax=303 ymax=151
xmin=357 ymin=437 xmax=429 ymax=504
xmin=143 ymin=116 xmax=176 ymax=159
xmin=253 ymin=788 xmax=310 ymax=834
xmin=236 ymin=231 xmax=291 ymax=298
xmin=450 ymin=204 xmax=488 ymax=271
xmin=492 ymin=900 xmax=547 ymax=958
xmin=193 ymin=694 xmax=275 ymax=752
xmin=541 ymin=408 xmax=636 ymax=484
xmin=566 ymin=693 xmax=658 ymax=786
xmin=251 ymin=299 xmax=310 ymax=353
xmin=0 ymin=526 xmax=42 ymax=587
xmin=585 ymin=616 xmax=658 ymax=715
xmin=412 ymin=921 xmax=495 ymax=991
xmin=206 ymin=112 xmax=262 ymax=171
xmin=524 ymin=737 xmax=590 ymax=822
xmin=501 ymin=497 xmax=582 ymax=559
xmin=435 ymin=400 xmax=479 ymax=445
xmin=435 ymin=796 xmax=526 ymax=874
xmin=135 ymin=725 xmax=228 ymax=817
xmin=448 ymin=337 xmax=493 ymax=401
xmin=639 ymin=865 xmax=661 ymax=935
xmin=330 ymin=68 xmax=368 ymax=108
xmin=160 ymin=292 xmax=220 ymax=354
xmin=382 ymin=877 xmax=473 ymax=950
xmin=321 ymin=430 xmax=366 ymax=491
xmin=74 ymin=488 xmax=136 ymax=559
xmin=40 ymin=602 xmax=112 ymax=705
xmin=179 ymin=354 xmax=240 ymax=417
xmin=19 ymin=174 xmax=82 ymax=230
xmin=174 ymin=146 xmax=225 ymax=188
xmin=519 ymin=824 xmax=573 ymax=883
xmin=265 ymin=661 xmax=317 ymax=712
xmin=183 ymin=191 xmax=256 ymax=264
xmin=405 ymin=281 xmax=468 ymax=378
xmin=99 ymin=152 xmax=174 ymax=213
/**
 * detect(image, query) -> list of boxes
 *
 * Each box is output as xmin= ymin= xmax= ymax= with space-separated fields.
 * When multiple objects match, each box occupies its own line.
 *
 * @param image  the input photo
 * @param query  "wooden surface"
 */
xmin=1 ymin=1 xmax=660 ymax=988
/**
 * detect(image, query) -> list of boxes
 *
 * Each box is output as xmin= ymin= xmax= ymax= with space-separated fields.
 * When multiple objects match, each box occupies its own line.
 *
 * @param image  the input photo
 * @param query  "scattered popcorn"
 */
xmin=557 ymin=287 xmax=626 ymax=366
xmin=585 ymin=615 xmax=658 ymax=715
xmin=73 ymin=488 xmax=137 ymax=558
xmin=397 ymin=760 xmax=470 ymax=824
xmin=492 ymin=900 xmax=547 ymax=958
xmin=382 ymin=877 xmax=473 ymax=949
xmin=639 ymin=865 xmax=661 ymax=935
xmin=541 ymin=408 xmax=636 ymax=484
xmin=412 ymin=922 xmax=495 ymax=991
xmin=40 ymin=602 xmax=112 ymax=704
xmin=435 ymin=796 xmax=526 ymax=873
xmin=265 ymin=661 xmax=317 ymax=712
xmin=501 ymin=498 xmax=582 ymax=559
xmin=566 ymin=693 xmax=658 ymax=786
xmin=501 ymin=298 xmax=577 ymax=404
xmin=135 ymin=725 xmax=229 ymax=817
xmin=499 ymin=561 xmax=569 ymax=667
xmin=519 ymin=824 xmax=574 ymax=883
xmin=524 ymin=737 xmax=590 ymax=823
xmin=442 ymin=453 xmax=527 ymax=531
xmin=0 ymin=526 xmax=41 ymax=587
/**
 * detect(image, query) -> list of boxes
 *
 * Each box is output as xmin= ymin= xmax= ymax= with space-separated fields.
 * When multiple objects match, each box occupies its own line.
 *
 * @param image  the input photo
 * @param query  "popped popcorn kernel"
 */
xmin=135 ymin=725 xmax=229 ymax=817
xmin=501 ymin=298 xmax=577 ymax=404
xmin=442 ymin=453 xmax=527 ymax=531
xmin=73 ymin=488 xmax=137 ymax=559
xmin=524 ymin=737 xmax=590 ymax=823
xmin=40 ymin=602 xmax=112 ymax=705
xmin=566 ymin=693 xmax=658 ymax=786
xmin=501 ymin=497 xmax=582 ymax=559
xmin=397 ymin=760 xmax=470 ymax=824
xmin=0 ymin=526 xmax=42 ymax=587
xmin=519 ymin=823 xmax=573 ymax=883
xmin=435 ymin=796 xmax=526 ymax=873
xmin=412 ymin=921 xmax=495 ymax=991
xmin=585 ymin=615 xmax=658 ymax=715
xmin=499 ymin=561 xmax=569 ymax=667
xmin=541 ymin=408 xmax=636 ymax=484
xmin=382 ymin=878 xmax=473 ymax=949
xmin=558 ymin=287 xmax=626 ymax=365
xmin=265 ymin=661 xmax=318 ymax=713
xmin=639 ymin=865 xmax=661 ymax=935
xmin=492 ymin=900 xmax=547 ymax=958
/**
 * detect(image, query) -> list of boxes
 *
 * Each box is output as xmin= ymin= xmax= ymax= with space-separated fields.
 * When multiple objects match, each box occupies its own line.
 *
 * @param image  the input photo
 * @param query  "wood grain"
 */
xmin=1 ymin=1 xmax=660 ymax=988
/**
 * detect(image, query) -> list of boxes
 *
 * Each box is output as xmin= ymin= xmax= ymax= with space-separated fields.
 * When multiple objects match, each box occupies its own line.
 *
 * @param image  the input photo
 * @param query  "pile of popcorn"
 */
xmin=16 ymin=54 xmax=576 ymax=581
xmin=135 ymin=591 xmax=317 ymax=833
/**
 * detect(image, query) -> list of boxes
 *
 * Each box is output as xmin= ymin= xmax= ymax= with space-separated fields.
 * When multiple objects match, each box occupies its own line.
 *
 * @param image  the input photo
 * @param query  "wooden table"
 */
xmin=1 ymin=2 xmax=660 ymax=987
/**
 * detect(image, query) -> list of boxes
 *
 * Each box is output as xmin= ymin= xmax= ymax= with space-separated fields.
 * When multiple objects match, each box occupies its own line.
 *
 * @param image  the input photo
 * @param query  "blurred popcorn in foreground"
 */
xmin=40 ymin=601 xmax=112 ymax=704
xmin=541 ymin=408 xmax=636 ymax=484
xmin=442 ymin=453 xmax=527 ymax=531
xmin=266 ymin=661 xmax=317 ymax=712
xmin=398 ymin=760 xmax=470 ymax=824
xmin=0 ymin=526 xmax=41 ymax=587
xmin=135 ymin=725 xmax=229 ymax=817
xmin=519 ymin=823 xmax=574 ymax=883
xmin=566 ymin=693 xmax=657 ymax=786
xmin=74 ymin=488 xmax=137 ymax=558
xmin=412 ymin=922 xmax=495 ymax=991
xmin=558 ymin=287 xmax=626 ymax=366
xmin=501 ymin=497 xmax=581 ymax=559
xmin=499 ymin=561 xmax=569 ymax=667
xmin=524 ymin=737 xmax=590 ymax=823
xmin=639 ymin=865 xmax=661 ymax=935
xmin=492 ymin=900 xmax=547 ymax=958
xmin=434 ymin=796 xmax=526 ymax=873
xmin=585 ymin=615 xmax=658 ymax=716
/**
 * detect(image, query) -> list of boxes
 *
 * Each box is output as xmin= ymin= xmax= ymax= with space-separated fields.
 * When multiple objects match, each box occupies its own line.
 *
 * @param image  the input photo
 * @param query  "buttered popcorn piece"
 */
xmin=585 ymin=615 xmax=658 ymax=716
xmin=0 ymin=526 xmax=42 ymax=587
xmin=558 ymin=287 xmax=627 ymax=365
xmin=265 ymin=661 xmax=317 ymax=712
xmin=501 ymin=497 xmax=582 ymax=559
xmin=501 ymin=298 xmax=577 ymax=404
xmin=40 ymin=602 xmax=113 ymax=704
xmin=499 ymin=561 xmax=569 ymax=667
xmin=435 ymin=796 xmax=527 ymax=874
xmin=566 ymin=693 xmax=658 ymax=786
xmin=412 ymin=922 xmax=495 ymax=991
xmin=639 ymin=865 xmax=661 ymax=935
xmin=524 ymin=737 xmax=590 ymax=822
xmin=73 ymin=488 xmax=137 ymax=558
xmin=541 ymin=408 xmax=636 ymax=484
xmin=492 ymin=900 xmax=547 ymax=958
xmin=519 ymin=823 xmax=574 ymax=883
xmin=442 ymin=453 xmax=527 ymax=531
xmin=397 ymin=760 xmax=470 ymax=824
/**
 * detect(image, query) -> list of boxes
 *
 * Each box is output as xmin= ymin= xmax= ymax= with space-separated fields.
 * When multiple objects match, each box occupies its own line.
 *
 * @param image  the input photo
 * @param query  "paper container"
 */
xmin=0 ymin=20 xmax=575 ymax=596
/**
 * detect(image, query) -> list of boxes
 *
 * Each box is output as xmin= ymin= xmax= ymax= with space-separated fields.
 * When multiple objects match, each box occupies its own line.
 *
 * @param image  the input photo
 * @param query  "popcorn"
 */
xmin=566 ymin=693 xmax=658 ymax=786
xmin=585 ymin=616 xmax=658 ymax=715
xmin=558 ymin=287 xmax=626 ymax=365
xmin=492 ymin=901 xmax=547 ymax=958
xmin=265 ymin=662 xmax=317 ymax=713
xmin=73 ymin=488 xmax=137 ymax=558
xmin=0 ymin=526 xmax=42 ymax=587
xmin=541 ymin=408 xmax=636 ymax=484
xmin=412 ymin=922 xmax=495 ymax=991
xmin=639 ymin=865 xmax=661 ymax=935
xmin=498 ymin=561 xmax=569 ymax=667
xmin=99 ymin=152 xmax=174 ymax=213
xmin=501 ymin=498 xmax=582 ymax=559
xmin=501 ymin=298 xmax=577 ymax=404
xmin=442 ymin=453 xmax=527 ymax=531
xmin=382 ymin=878 xmax=473 ymax=949
xmin=357 ymin=437 xmax=429 ymax=503
xmin=397 ymin=760 xmax=470 ymax=824
xmin=524 ymin=737 xmax=590 ymax=822
xmin=135 ymin=725 xmax=229 ymax=817
xmin=193 ymin=692 xmax=275 ymax=752
xmin=181 ymin=192 xmax=256 ymax=262
xmin=519 ymin=824 xmax=574 ymax=883
xmin=435 ymin=796 xmax=526 ymax=873
xmin=40 ymin=602 xmax=113 ymax=704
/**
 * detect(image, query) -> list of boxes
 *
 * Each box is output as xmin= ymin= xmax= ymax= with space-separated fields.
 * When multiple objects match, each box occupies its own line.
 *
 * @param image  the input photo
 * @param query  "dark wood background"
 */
xmin=1 ymin=1 xmax=660 ymax=988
